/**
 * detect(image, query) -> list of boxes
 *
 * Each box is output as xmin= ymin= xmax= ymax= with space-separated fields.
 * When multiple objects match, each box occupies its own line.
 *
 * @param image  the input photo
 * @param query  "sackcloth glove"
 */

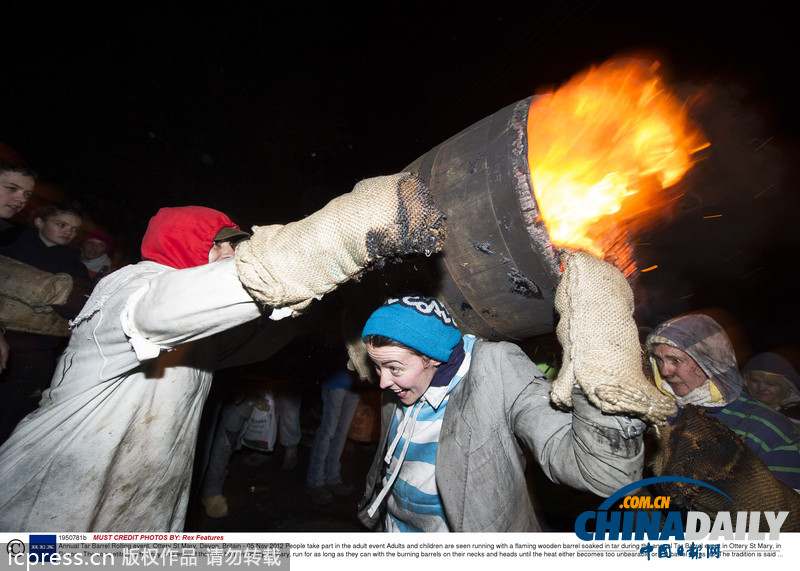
xmin=341 ymin=308 xmax=375 ymax=382
xmin=550 ymin=248 xmax=676 ymax=425
xmin=344 ymin=334 xmax=373 ymax=381
xmin=235 ymin=173 xmax=444 ymax=315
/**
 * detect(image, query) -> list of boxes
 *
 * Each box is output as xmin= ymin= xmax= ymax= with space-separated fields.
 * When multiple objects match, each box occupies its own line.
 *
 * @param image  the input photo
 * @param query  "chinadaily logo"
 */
xmin=575 ymin=477 xmax=790 ymax=541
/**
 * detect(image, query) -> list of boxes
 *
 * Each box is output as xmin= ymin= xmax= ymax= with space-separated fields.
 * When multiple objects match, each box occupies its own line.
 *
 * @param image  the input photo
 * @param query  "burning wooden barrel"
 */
xmin=349 ymin=58 xmax=706 ymax=343
xmin=404 ymin=96 xmax=562 ymax=341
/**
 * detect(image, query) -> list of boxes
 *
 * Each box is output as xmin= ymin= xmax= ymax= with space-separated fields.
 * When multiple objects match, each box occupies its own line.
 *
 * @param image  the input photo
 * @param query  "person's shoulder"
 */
xmin=71 ymin=262 xmax=169 ymax=324
xmin=111 ymin=261 xmax=168 ymax=281
xmin=473 ymin=338 xmax=515 ymax=351
xmin=471 ymin=339 xmax=540 ymax=379
xmin=84 ymin=261 xmax=166 ymax=293
xmin=473 ymin=338 xmax=529 ymax=359
xmin=0 ymin=219 xmax=23 ymax=246
xmin=0 ymin=228 xmax=50 ymax=267
xmin=63 ymin=250 xmax=92 ymax=278
xmin=779 ymin=402 xmax=800 ymax=421
xmin=733 ymin=393 xmax=800 ymax=436
xmin=38 ymin=244 xmax=89 ymax=277
xmin=0 ymin=225 xmax=34 ymax=251
xmin=734 ymin=392 xmax=779 ymax=414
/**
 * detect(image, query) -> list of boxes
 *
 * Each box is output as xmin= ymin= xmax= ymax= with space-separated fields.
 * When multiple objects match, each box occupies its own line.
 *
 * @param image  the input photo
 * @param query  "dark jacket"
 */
xmin=0 ymin=228 xmax=91 ymax=351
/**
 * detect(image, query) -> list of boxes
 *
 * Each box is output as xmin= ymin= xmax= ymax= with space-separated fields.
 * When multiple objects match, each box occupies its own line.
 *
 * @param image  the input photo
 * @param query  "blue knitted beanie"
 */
xmin=362 ymin=296 xmax=462 ymax=362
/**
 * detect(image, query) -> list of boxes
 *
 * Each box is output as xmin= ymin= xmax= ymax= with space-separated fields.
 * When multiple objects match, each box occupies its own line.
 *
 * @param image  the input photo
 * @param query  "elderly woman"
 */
xmin=647 ymin=313 xmax=800 ymax=490
xmin=357 ymin=295 xmax=645 ymax=532
xmin=743 ymin=352 xmax=800 ymax=425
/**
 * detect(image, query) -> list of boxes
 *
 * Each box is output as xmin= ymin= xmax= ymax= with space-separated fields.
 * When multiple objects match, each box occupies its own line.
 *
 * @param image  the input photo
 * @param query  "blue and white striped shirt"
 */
xmin=377 ymin=335 xmax=476 ymax=532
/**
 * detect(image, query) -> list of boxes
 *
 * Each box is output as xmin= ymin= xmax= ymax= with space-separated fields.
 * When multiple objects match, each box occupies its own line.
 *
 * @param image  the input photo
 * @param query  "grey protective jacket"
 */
xmin=358 ymin=339 xmax=645 ymax=532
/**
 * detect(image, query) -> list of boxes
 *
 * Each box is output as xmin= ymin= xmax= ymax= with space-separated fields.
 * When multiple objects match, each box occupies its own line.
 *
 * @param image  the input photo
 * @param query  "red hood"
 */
xmin=140 ymin=206 xmax=241 ymax=269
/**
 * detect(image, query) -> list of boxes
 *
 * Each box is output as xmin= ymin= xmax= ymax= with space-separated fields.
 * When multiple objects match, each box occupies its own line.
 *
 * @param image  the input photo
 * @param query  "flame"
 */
xmin=527 ymin=57 xmax=709 ymax=275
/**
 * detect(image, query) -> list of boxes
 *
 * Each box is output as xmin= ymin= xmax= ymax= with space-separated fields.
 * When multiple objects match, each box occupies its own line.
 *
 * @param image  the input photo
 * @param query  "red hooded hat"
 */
xmin=140 ymin=206 xmax=241 ymax=269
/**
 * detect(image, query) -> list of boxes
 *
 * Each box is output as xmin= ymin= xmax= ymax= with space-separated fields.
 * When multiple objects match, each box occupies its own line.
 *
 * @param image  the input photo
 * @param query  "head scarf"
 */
xmin=362 ymin=296 xmax=462 ymax=362
xmin=646 ymin=313 xmax=743 ymax=407
xmin=140 ymin=206 xmax=241 ymax=269
xmin=84 ymin=228 xmax=113 ymax=249
xmin=743 ymin=352 xmax=800 ymax=408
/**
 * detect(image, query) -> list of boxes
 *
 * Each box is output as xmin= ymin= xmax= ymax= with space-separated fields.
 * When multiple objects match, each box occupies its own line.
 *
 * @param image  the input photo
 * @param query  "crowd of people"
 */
xmin=0 ymin=157 xmax=798 ymax=533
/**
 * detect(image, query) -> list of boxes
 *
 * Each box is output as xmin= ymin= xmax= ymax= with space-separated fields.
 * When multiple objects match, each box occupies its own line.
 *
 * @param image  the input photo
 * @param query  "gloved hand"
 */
xmin=551 ymin=249 xmax=676 ymax=425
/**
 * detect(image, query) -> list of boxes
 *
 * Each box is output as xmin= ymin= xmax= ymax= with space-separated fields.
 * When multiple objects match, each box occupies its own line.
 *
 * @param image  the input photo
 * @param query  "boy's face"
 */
xmin=35 ymin=212 xmax=82 ymax=247
xmin=0 ymin=171 xmax=34 ymax=219
xmin=366 ymin=342 xmax=441 ymax=406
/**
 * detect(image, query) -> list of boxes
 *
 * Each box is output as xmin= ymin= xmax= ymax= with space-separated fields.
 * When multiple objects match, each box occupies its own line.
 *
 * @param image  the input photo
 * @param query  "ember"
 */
xmin=527 ymin=57 xmax=709 ymax=275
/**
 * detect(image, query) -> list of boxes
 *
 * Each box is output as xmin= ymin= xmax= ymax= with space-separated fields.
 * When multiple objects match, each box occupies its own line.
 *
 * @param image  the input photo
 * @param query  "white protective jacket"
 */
xmin=0 ymin=258 xmax=296 ymax=531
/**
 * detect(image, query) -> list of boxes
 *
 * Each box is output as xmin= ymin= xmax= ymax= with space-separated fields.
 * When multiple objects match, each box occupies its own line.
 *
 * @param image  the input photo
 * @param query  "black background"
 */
xmin=2 ymin=1 xmax=798 ymax=354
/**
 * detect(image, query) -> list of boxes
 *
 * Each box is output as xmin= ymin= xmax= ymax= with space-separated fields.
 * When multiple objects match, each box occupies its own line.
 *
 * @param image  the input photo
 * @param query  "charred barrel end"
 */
xmin=404 ymin=96 xmax=561 ymax=341
xmin=365 ymin=173 xmax=445 ymax=267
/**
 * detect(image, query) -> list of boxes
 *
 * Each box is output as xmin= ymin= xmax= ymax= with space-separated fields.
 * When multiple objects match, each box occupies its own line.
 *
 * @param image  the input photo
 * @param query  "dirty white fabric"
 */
xmin=0 ymin=258 xmax=296 ymax=532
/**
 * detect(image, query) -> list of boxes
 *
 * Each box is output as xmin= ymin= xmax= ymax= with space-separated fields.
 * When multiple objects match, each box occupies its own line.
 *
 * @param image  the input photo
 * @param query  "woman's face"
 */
xmin=651 ymin=344 xmax=707 ymax=397
xmin=35 ymin=212 xmax=82 ymax=247
xmin=366 ymin=342 xmax=441 ymax=406
xmin=81 ymin=238 xmax=107 ymax=260
xmin=747 ymin=372 xmax=788 ymax=407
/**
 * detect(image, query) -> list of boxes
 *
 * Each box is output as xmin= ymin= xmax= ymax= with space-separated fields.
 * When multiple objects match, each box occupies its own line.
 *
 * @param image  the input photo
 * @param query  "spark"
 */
xmin=753 ymin=137 xmax=773 ymax=152
xmin=753 ymin=184 xmax=775 ymax=199
xmin=741 ymin=267 xmax=763 ymax=279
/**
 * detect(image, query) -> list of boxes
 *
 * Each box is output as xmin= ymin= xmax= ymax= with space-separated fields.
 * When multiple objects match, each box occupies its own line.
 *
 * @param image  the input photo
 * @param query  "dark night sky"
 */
xmin=2 ymin=2 xmax=799 ymax=352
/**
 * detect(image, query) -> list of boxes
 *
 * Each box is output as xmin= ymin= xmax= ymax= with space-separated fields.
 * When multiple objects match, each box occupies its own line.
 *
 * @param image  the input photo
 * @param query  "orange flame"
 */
xmin=527 ymin=57 xmax=709 ymax=275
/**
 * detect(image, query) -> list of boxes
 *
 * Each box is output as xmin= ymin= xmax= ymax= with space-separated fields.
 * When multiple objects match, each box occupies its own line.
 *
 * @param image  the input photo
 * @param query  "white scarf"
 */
xmin=82 ymin=253 xmax=111 ymax=273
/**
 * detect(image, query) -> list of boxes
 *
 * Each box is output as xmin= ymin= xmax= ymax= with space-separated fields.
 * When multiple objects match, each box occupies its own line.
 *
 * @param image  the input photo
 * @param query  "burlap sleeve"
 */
xmin=234 ymin=173 xmax=444 ymax=314
xmin=0 ymin=255 xmax=73 ymax=307
xmin=0 ymin=255 xmax=73 ymax=336
xmin=551 ymin=249 xmax=676 ymax=425
xmin=0 ymin=297 xmax=71 ymax=336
